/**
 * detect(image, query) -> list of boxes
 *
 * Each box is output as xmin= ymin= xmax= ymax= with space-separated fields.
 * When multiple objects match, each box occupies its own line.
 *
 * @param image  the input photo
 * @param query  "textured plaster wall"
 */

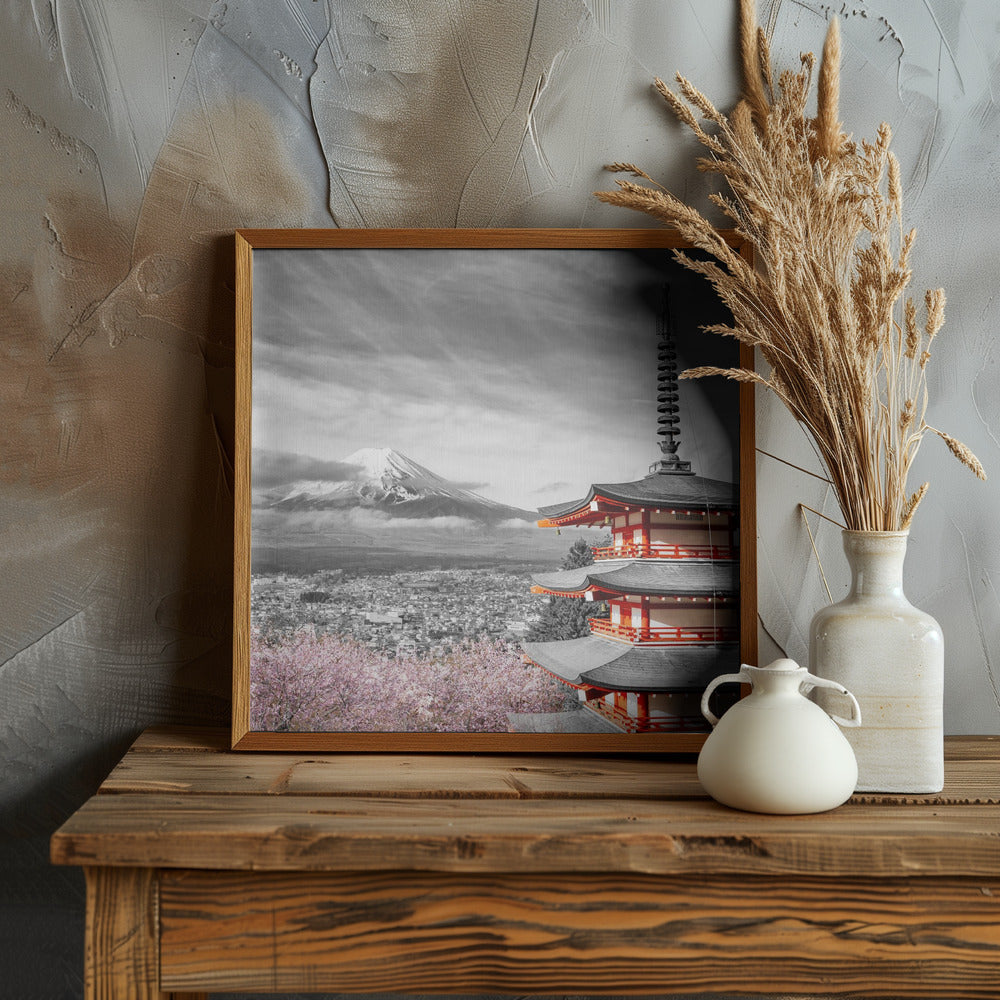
xmin=0 ymin=1 xmax=997 ymax=996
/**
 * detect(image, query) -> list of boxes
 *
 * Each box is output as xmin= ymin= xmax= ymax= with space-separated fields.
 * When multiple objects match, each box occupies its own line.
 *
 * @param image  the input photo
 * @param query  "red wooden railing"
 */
xmin=591 ymin=542 xmax=735 ymax=561
xmin=588 ymin=700 xmax=707 ymax=733
xmin=589 ymin=618 xmax=739 ymax=645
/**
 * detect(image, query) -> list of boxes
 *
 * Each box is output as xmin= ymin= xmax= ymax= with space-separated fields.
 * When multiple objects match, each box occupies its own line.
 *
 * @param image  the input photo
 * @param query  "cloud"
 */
xmin=531 ymin=480 xmax=574 ymax=495
xmin=252 ymin=449 xmax=362 ymax=489
xmin=324 ymin=508 xmax=483 ymax=533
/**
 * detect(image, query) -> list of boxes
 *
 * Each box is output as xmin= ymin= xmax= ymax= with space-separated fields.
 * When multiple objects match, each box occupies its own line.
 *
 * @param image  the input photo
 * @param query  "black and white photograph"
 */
xmin=239 ymin=232 xmax=748 ymax=742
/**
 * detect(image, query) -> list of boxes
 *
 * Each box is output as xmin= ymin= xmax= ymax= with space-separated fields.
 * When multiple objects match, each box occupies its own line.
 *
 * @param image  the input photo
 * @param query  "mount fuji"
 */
xmin=260 ymin=447 xmax=535 ymax=524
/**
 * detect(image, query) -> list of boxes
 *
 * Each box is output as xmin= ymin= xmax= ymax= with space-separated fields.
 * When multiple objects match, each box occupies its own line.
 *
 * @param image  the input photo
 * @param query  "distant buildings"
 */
xmin=251 ymin=567 xmax=540 ymax=657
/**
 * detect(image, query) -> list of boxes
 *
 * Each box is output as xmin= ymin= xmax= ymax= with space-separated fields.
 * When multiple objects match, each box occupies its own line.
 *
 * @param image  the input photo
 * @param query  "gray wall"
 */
xmin=2 ymin=1 xmax=997 ymax=996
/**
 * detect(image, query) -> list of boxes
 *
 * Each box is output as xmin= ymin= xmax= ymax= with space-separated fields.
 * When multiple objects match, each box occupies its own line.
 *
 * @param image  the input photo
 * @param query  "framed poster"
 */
xmin=233 ymin=229 xmax=756 ymax=751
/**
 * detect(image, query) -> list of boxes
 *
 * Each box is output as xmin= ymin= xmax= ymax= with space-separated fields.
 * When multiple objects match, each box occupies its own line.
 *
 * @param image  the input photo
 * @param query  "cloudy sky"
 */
xmin=251 ymin=245 xmax=738 ymax=510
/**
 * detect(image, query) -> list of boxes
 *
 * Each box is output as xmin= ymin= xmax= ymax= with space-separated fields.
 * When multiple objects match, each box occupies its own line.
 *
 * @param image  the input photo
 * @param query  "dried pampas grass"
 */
xmin=596 ymin=0 xmax=984 ymax=531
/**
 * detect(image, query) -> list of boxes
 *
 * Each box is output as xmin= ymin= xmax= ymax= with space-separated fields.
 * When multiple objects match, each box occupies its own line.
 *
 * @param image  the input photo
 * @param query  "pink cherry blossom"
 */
xmin=250 ymin=627 xmax=567 ymax=732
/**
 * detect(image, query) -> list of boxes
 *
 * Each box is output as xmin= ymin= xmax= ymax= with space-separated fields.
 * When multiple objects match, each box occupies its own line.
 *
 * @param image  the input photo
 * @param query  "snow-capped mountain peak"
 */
xmin=260 ymin=447 xmax=533 ymax=523
xmin=342 ymin=447 xmax=449 ymax=489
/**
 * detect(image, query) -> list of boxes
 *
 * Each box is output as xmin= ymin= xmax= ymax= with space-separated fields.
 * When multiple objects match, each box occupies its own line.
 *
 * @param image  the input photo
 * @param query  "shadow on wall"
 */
xmin=147 ymin=232 xmax=238 ymax=712
xmin=0 ymin=739 xmax=137 ymax=997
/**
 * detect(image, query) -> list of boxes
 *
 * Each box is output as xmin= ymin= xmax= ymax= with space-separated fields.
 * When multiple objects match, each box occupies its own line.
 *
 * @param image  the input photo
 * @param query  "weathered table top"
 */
xmin=49 ymin=728 xmax=1000 ymax=998
xmin=51 ymin=727 xmax=1000 ymax=878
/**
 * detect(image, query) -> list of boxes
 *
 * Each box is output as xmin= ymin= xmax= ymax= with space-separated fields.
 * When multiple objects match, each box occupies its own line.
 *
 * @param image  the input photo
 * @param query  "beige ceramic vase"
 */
xmin=697 ymin=658 xmax=860 ymax=814
xmin=810 ymin=530 xmax=944 ymax=793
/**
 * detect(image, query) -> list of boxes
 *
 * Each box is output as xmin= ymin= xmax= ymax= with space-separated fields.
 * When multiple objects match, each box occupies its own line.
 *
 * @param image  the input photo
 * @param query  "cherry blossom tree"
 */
xmin=250 ymin=627 xmax=567 ymax=732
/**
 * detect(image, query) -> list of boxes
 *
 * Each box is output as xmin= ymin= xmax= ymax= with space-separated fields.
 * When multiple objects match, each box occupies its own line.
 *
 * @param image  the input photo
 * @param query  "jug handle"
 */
xmin=801 ymin=675 xmax=862 ymax=728
xmin=700 ymin=667 xmax=751 ymax=727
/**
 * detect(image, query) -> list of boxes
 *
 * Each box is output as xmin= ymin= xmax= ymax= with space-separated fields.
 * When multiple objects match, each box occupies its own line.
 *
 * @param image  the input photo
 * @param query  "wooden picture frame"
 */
xmin=233 ymin=229 xmax=756 ymax=751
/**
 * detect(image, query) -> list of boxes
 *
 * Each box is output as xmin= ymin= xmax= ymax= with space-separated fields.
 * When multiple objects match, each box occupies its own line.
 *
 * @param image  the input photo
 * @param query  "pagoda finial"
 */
xmin=650 ymin=283 xmax=693 ymax=476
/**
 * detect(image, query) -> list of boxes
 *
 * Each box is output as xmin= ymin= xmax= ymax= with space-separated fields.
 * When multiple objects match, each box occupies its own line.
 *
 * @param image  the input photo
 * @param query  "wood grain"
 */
xmin=99 ymin=744 xmax=999 ymax=803
xmin=232 ymin=230 xmax=253 ymax=748
xmin=138 ymin=725 xmax=1000 ymax=760
xmin=231 ymin=729 xmax=713 ymax=752
xmin=850 ymin=759 xmax=1000 ymax=804
xmin=159 ymin=868 xmax=1000 ymax=997
xmin=234 ymin=228 xmax=739 ymax=250
xmin=100 ymin=750 xmax=705 ymax=799
xmin=945 ymin=734 xmax=1000 ymax=760
xmin=129 ymin=726 xmax=233 ymax=753
xmin=53 ymin=731 xmax=1000 ymax=877
xmin=84 ymin=867 xmax=206 ymax=1000
xmin=52 ymin=792 xmax=1000 ymax=877
xmin=56 ymin=730 xmax=1000 ymax=999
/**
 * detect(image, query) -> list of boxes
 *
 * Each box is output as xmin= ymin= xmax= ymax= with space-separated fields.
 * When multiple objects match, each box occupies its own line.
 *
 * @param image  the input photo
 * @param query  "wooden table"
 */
xmin=51 ymin=727 xmax=1000 ymax=999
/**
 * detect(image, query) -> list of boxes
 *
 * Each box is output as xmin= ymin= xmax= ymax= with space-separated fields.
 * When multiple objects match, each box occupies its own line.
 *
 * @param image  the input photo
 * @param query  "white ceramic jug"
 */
xmin=697 ymin=658 xmax=861 ymax=814
xmin=811 ymin=530 xmax=943 ymax=793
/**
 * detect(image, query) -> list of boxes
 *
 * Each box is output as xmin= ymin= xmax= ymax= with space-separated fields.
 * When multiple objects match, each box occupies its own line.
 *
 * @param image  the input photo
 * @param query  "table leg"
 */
xmin=84 ymin=867 xmax=207 ymax=1000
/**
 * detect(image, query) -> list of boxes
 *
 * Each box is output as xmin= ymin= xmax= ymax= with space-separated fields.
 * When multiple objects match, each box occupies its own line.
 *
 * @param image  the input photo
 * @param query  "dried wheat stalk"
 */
xmin=597 ymin=0 xmax=984 ymax=531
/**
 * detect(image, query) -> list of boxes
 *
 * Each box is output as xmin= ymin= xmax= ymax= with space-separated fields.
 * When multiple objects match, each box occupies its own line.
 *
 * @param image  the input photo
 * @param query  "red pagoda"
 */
xmin=518 ymin=292 xmax=739 ymax=734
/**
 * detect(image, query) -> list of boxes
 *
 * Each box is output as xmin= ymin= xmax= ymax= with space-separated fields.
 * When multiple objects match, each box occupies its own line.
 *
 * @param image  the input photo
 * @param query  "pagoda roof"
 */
xmin=538 ymin=470 xmax=736 ymax=525
xmin=522 ymin=634 xmax=738 ymax=693
xmin=507 ymin=707 xmax=623 ymax=734
xmin=531 ymin=558 xmax=737 ymax=598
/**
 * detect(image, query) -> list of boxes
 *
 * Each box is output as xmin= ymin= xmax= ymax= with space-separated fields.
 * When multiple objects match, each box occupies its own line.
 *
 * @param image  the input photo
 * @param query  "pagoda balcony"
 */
xmin=589 ymin=618 xmax=739 ymax=646
xmin=588 ymin=700 xmax=708 ymax=733
xmin=591 ymin=542 xmax=736 ymax=561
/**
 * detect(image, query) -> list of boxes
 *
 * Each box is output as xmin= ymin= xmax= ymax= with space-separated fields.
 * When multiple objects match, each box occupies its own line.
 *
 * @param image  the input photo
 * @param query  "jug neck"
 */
xmin=743 ymin=659 xmax=807 ymax=695
xmin=842 ymin=530 xmax=907 ymax=600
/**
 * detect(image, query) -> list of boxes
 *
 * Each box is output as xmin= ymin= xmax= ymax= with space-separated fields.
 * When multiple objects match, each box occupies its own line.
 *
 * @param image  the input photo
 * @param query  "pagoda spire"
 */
xmin=650 ymin=283 xmax=693 ymax=476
